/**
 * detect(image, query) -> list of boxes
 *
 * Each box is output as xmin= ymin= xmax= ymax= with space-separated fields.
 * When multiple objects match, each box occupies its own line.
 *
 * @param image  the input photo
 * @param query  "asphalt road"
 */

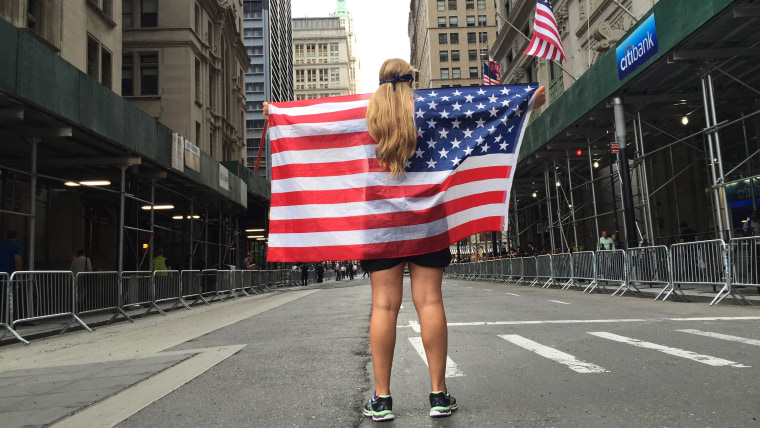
xmin=2 ymin=277 xmax=760 ymax=427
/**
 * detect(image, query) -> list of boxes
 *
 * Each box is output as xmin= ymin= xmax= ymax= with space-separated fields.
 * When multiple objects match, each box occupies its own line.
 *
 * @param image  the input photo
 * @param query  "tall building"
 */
xmin=122 ymin=0 xmax=248 ymax=164
xmin=409 ymin=0 xmax=499 ymax=89
xmin=243 ymin=0 xmax=293 ymax=179
xmin=292 ymin=1 xmax=359 ymax=101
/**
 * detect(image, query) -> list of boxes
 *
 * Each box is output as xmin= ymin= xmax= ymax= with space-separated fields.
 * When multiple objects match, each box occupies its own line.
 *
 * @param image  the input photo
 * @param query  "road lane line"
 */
xmin=499 ymin=335 xmax=608 ymax=374
xmin=408 ymin=337 xmax=464 ymax=378
xmin=505 ymin=293 xmax=520 ymax=296
xmin=677 ymin=329 xmax=760 ymax=346
xmin=588 ymin=332 xmax=750 ymax=368
xmin=484 ymin=289 xmax=493 ymax=291
xmin=548 ymin=300 xmax=571 ymax=305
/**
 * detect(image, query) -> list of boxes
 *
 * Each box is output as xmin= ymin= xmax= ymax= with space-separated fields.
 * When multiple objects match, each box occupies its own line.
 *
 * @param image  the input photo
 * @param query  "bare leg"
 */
xmin=409 ymin=262 xmax=447 ymax=393
xmin=368 ymin=263 xmax=404 ymax=396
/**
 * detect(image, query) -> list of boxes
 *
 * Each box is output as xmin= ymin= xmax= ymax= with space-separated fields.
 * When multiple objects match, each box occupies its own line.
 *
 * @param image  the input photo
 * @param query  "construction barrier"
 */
xmin=10 ymin=271 xmax=91 ymax=334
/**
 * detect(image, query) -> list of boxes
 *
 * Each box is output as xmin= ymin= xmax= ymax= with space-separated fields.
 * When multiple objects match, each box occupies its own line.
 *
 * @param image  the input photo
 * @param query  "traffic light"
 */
xmin=576 ymin=149 xmax=582 ymax=156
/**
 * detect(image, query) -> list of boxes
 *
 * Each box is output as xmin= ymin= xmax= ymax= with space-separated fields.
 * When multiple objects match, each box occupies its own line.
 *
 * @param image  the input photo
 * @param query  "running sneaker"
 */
xmin=363 ymin=394 xmax=394 ymax=422
xmin=429 ymin=391 xmax=457 ymax=418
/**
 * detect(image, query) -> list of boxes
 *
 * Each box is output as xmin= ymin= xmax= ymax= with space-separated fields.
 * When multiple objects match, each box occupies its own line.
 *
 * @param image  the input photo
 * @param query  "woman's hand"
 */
xmin=263 ymin=101 xmax=269 ymax=120
xmin=534 ymin=86 xmax=547 ymax=109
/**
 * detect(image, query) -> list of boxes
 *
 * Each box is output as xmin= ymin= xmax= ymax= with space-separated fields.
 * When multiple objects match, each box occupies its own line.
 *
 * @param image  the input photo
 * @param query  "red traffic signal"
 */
xmin=576 ymin=149 xmax=582 ymax=156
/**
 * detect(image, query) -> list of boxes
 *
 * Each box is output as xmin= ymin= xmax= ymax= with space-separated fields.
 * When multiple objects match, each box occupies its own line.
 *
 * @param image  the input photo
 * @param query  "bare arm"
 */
xmin=263 ymin=102 xmax=269 ymax=120
xmin=14 ymin=255 xmax=22 ymax=271
xmin=534 ymin=86 xmax=547 ymax=109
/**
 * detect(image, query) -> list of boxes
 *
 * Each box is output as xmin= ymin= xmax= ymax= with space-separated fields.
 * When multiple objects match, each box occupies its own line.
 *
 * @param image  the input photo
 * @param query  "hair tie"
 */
xmin=379 ymin=73 xmax=414 ymax=90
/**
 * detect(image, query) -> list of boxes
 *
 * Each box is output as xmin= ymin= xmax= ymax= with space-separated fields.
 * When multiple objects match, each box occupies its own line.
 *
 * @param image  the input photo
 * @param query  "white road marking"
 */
xmin=400 ymin=304 xmax=405 ymax=309
xmin=396 ymin=316 xmax=760 ymax=329
xmin=589 ymin=332 xmax=750 ymax=368
xmin=484 ymin=289 xmax=493 ymax=291
xmin=408 ymin=337 xmax=464 ymax=378
xmin=506 ymin=293 xmax=520 ymax=296
xmin=678 ymin=329 xmax=760 ymax=346
xmin=667 ymin=317 xmax=760 ymax=322
xmin=548 ymin=300 xmax=571 ymax=305
xmin=50 ymin=345 xmax=246 ymax=428
xmin=499 ymin=335 xmax=608 ymax=374
xmin=408 ymin=320 xmax=421 ymax=333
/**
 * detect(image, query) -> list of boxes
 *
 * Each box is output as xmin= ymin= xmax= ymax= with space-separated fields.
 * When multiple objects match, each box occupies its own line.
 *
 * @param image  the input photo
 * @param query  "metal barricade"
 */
xmin=10 ymin=271 xmax=91 ymax=334
xmin=487 ymin=260 xmax=498 ymax=282
xmin=509 ymin=258 xmax=523 ymax=284
xmin=625 ymin=246 xmax=681 ymax=301
xmin=240 ymin=270 xmax=261 ymax=295
xmin=728 ymin=236 xmax=760 ymax=304
xmin=212 ymin=270 xmax=234 ymax=300
xmin=670 ymin=240 xmax=740 ymax=306
xmin=551 ymin=253 xmax=573 ymax=289
xmin=153 ymin=270 xmax=191 ymax=309
xmin=521 ymin=257 xmax=538 ymax=286
xmin=75 ymin=271 xmax=132 ymax=323
xmin=498 ymin=259 xmax=511 ymax=283
xmin=181 ymin=270 xmax=210 ymax=305
xmin=0 ymin=272 xmax=28 ymax=345
xmin=588 ymin=250 xmax=626 ymax=294
xmin=536 ymin=255 xmax=554 ymax=288
xmin=121 ymin=271 xmax=165 ymax=316
xmin=230 ymin=270 xmax=249 ymax=297
xmin=571 ymin=251 xmax=595 ymax=291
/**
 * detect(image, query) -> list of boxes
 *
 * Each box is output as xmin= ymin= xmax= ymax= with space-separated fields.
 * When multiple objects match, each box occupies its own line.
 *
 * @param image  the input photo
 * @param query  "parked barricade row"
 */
xmin=571 ymin=251 xmax=595 ymax=291
xmin=0 ymin=272 xmax=27 ymax=345
xmin=10 ymin=271 xmax=91 ymax=335
xmin=522 ymin=257 xmax=538 ymax=286
xmin=509 ymin=258 xmax=523 ymax=284
xmin=728 ymin=237 xmax=760 ymax=305
xmin=536 ymin=255 xmax=554 ymax=288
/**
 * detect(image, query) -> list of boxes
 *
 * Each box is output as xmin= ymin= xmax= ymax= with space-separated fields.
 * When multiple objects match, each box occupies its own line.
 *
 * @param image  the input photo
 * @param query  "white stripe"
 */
xmin=499 ymin=335 xmax=609 ymax=374
xmin=667 ymin=316 xmax=760 ymax=321
xmin=505 ymin=293 xmax=520 ymax=296
xmin=678 ymin=329 xmax=760 ymax=346
xmin=408 ymin=337 xmax=465 ymax=378
xmin=548 ymin=300 xmax=571 ymax=305
xmin=272 ymin=144 xmax=375 ymax=167
xmin=270 ymin=118 xmax=368 ymax=140
xmin=269 ymin=98 xmax=369 ymax=117
xmin=484 ymin=289 xmax=493 ymax=291
xmin=446 ymin=319 xmax=647 ymax=327
xmin=588 ymin=332 xmax=750 ymax=368
xmin=408 ymin=320 xmax=420 ymax=333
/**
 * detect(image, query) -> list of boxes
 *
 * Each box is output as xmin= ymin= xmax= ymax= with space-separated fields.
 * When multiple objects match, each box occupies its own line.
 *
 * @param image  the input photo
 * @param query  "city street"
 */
xmin=1 ymin=277 xmax=760 ymax=427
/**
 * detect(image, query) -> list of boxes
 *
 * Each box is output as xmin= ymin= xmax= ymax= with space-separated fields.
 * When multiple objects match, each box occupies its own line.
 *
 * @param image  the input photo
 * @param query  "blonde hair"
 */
xmin=366 ymin=59 xmax=417 ymax=178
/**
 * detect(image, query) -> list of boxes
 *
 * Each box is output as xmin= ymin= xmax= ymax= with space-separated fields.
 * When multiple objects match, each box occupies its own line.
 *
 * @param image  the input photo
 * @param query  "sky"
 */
xmin=290 ymin=0 xmax=411 ymax=94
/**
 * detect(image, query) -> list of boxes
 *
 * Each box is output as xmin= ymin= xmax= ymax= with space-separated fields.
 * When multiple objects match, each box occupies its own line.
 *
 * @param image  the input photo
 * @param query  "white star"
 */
xmin=463 ymin=146 xmax=474 ymax=156
xmin=501 ymin=99 xmax=511 ymax=107
xmin=500 ymin=87 xmax=511 ymax=95
xmin=415 ymin=148 xmax=425 ymax=158
xmin=426 ymin=158 xmax=437 ymax=168
xmin=438 ymin=147 xmax=449 ymax=158
xmin=404 ymin=160 xmax=412 ymax=169
xmin=453 ymin=90 xmax=463 ymax=97
xmin=450 ymin=138 xmax=462 ymax=148
xmin=476 ymin=103 xmax=486 ymax=110
xmin=475 ymin=118 xmax=486 ymax=128
xmin=438 ymin=128 xmax=450 ymax=139
xmin=415 ymin=108 xmax=425 ymax=118
xmin=451 ymin=102 xmax=462 ymax=111
xmin=452 ymin=157 xmax=462 ymax=166
xmin=418 ymin=127 xmax=424 ymax=136
xmin=477 ymin=88 xmax=486 ymax=95
xmin=416 ymin=95 xmax=425 ymax=102
xmin=440 ymin=109 xmax=450 ymax=119
xmin=428 ymin=100 xmax=438 ymax=110
xmin=475 ymin=135 xmax=485 ymax=145
xmin=494 ymin=135 xmax=503 ymax=142
xmin=481 ymin=143 xmax=491 ymax=152
xmin=463 ymin=128 xmax=474 ymax=138
xmin=440 ymin=95 xmax=450 ymax=102
xmin=464 ymin=109 xmax=475 ymax=118
xmin=514 ymin=107 xmax=523 ymax=117
xmin=524 ymin=85 xmax=533 ymax=92
xmin=501 ymin=115 xmax=509 ymax=124
xmin=427 ymin=118 xmax=437 ymax=128
xmin=489 ymin=107 xmax=499 ymax=117
xmin=488 ymin=95 xmax=499 ymax=104
xmin=508 ymin=125 xmax=515 ymax=133
xmin=464 ymin=94 xmax=475 ymax=103
xmin=427 ymin=138 xmax=437 ymax=148
xmin=430 ymin=91 xmax=439 ymax=97
xmin=499 ymin=141 xmax=508 ymax=151
xmin=451 ymin=118 xmax=461 ymax=129
xmin=488 ymin=125 xmax=497 ymax=134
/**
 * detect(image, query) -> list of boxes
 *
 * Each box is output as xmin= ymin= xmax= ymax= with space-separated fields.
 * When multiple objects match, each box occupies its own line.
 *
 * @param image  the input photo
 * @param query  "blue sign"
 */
xmin=616 ymin=14 xmax=659 ymax=80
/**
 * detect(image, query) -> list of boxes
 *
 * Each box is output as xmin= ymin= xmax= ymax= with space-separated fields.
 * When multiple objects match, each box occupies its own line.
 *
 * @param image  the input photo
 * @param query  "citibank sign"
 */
xmin=616 ymin=14 xmax=659 ymax=80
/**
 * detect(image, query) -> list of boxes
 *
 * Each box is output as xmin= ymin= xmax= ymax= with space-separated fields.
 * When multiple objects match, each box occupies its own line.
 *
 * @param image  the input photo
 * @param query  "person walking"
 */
xmin=0 ymin=230 xmax=22 ymax=275
xmin=598 ymin=230 xmax=614 ymax=250
xmin=70 ymin=250 xmax=93 ymax=276
xmin=300 ymin=263 xmax=309 ymax=286
xmin=152 ymin=249 xmax=171 ymax=271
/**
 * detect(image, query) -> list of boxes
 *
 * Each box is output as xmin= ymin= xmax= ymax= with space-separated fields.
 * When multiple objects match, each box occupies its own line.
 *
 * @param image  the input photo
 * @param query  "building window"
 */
xmin=438 ymin=17 xmax=446 ymax=27
xmin=477 ymin=0 xmax=486 ymax=9
xmin=122 ymin=54 xmax=134 ymax=95
xmin=319 ymin=43 xmax=328 ymax=56
xmin=452 ymin=67 xmax=461 ymax=79
xmin=449 ymin=16 xmax=458 ymax=27
xmin=469 ymin=67 xmax=479 ymax=78
xmin=466 ymin=0 xmax=474 ymax=9
xmin=195 ymin=58 xmax=201 ymax=103
xmin=440 ymin=50 xmax=448 ymax=62
xmin=306 ymin=43 xmax=315 ymax=56
xmin=331 ymin=68 xmax=340 ymax=81
xmin=450 ymin=33 xmax=459 ymax=44
xmin=467 ymin=16 xmax=475 ymax=26
xmin=448 ymin=0 xmax=457 ymax=10
xmin=123 ymin=0 xmax=134 ymax=27
xmin=437 ymin=0 xmax=445 ymax=11
xmin=140 ymin=53 xmax=158 ymax=95
xmin=467 ymin=32 xmax=476 ymax=43
xmin=330 ymin=43 xmax=339 ymax=56
xmin=194 ymin=3 xmax=201 ymax=34
xmin=468 ymin=49 xmax=477 ymax=61
xmin=87 ymin=35 xmax=100 ymax=81
xmin=479 ymin=32 xmax=488 ymax=43
xmin=295 ymin=69 xmax=305 ymax=82
xmin=196 ymin=121 xmax=201 ymax=146
xmin=478 ymin=15 xmax=487 ymax=26
xmin=101 ymin=48 xmax=112 ymax=89
xmin=480 ymin=48 xmax=489 ymax=59
xmin=141 ymin=0 xmax=158 ymax=27
xmin=295 ymin=44 xmax=303 ymax=55
xmin=441 ymin=68 xmax=450 ymax=79
xmin=451 ymin=50 xmax=460 ymax=61
xmin=439 ymin=33 xmax=447 ymax=44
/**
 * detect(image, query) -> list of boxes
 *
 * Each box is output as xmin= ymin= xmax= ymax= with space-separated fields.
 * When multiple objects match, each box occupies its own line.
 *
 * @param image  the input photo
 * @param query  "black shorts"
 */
xmin=361 ymin=248 xmax=452 ymax=273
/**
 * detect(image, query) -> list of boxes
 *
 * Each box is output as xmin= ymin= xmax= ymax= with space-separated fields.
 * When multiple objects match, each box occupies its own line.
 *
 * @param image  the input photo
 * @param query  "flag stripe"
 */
xmin=523 ymin=0 xmax=566 ymax=61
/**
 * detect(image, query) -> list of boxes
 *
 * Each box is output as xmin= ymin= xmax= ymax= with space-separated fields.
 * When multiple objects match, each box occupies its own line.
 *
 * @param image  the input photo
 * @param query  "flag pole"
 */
xmin=254 ymin=120 xmax=268 ymax=173
xmin=494 ymin=10 xmax=578 ymax=82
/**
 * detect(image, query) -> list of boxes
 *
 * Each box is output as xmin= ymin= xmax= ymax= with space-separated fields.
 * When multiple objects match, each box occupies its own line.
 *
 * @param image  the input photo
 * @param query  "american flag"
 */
xmin=523 ymin=0 xmax=566 ymax=61
xmin=266 ymin=84 xmax=539 ymax=262
xmin=482 ymin=57 xmax=501 ymax=85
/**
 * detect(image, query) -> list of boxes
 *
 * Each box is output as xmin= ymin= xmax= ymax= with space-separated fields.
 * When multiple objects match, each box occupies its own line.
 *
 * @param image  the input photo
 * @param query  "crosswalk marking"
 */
xmin=548 ymin=300 xmax=571 ymax=305
xmin=589 ymin=332 xmax=750 ymax=368
xmin=408 ymin=337 xmax=465 ymax=378
xmin=499 ymin=334 xmax=609 ymax=374
xmin=678 ymin=329 xmax=760 ymax=346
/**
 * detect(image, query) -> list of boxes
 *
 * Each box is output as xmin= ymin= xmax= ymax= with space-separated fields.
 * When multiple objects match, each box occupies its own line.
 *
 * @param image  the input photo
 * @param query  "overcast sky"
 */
xmin=291 ymin=0 xmax=411 ymax=94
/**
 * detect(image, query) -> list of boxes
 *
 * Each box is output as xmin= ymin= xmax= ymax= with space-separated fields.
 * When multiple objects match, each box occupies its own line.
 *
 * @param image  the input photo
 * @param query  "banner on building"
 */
xmin=219 ymin=165 xmax=229 ymax=191
xmin=171 ymin=132 xmax=184 ymax=172
xmin=184 ymin=140 xmax=201 ymax=172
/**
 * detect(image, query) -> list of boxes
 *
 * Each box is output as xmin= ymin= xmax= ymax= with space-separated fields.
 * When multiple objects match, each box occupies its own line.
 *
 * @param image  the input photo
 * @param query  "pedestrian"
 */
xmin=598 ymin=230 xmax=614 ymax=250
xmin=639 ymin=232 xmax=650 ymax=247
xmin=300 ymin=263 xmax=309 ymax=286
xmin=243 ymin=252 xmax=255 ymax=270
xmin=679 ymin=222 xmax=698 ymax=243
xmin=316 ymin=263 xmax=325 ymax=283
xmin=610 ymin=233 xmax=622 ymax=249
xmin=0 ymin=230 xmax=22 ymax=275
xmin=335 ymin=261 xmax=341 ymax=280
xmin=70 ymin=249 xmax=93 ymax=276
xmin=152 ymin=248 xmax=171 ymax=271
xmin=743 ymin=211 xmax=760 ymax=236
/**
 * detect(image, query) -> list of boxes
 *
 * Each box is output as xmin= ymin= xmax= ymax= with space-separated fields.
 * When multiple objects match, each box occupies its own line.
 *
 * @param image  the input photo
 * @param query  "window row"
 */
xmin=295 ymin=58 xmax=340 ymax=64
xmin=437 ymin=0 xmax=487 ymax=11
xmin=437 ymin=15 xmax=488 ymax=27
xmin=295 ymin=84 xmax=341 ymax=90
xmin=294 ymin=43 xmax=340 ymax=56
xmin=122 ymin=52 xmax=158 ymax=96
xmin=439 ymin=48 xmax=489 ymax=62
xmin=123 ymin=0 xmax=157 ymax=28
xmin=439 ymin=67 xmax=481 ymax=79
xmin=295 ymin=68 xmax=341 ymax=83
xmin=438 ymin=32 xmax=488 ymax=45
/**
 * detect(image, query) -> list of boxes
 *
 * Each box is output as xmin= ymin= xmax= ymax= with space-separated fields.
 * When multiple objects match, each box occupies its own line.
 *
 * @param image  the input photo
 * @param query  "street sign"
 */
xmin=611 ymin=142 xmax=620 ymax=154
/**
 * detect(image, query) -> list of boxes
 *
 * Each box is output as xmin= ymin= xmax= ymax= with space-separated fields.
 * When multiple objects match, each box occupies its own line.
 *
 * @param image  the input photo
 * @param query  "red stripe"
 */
xmin=270 ymin=106 xmax=368 ymax=128
xmin=266 ymin=216 xmax=503 ymax=262
xmin=272 ymin=158 xmax=385 ymax=180
xmin=269 ymin=191 xmax=507 ymax=233
xmin=271 ymin=132 xmax=375 ymax=154
xmin=271 ymin=165 xmax=511 ymax=206
xmin=269 ymin=93 xmax=371 ymax=110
